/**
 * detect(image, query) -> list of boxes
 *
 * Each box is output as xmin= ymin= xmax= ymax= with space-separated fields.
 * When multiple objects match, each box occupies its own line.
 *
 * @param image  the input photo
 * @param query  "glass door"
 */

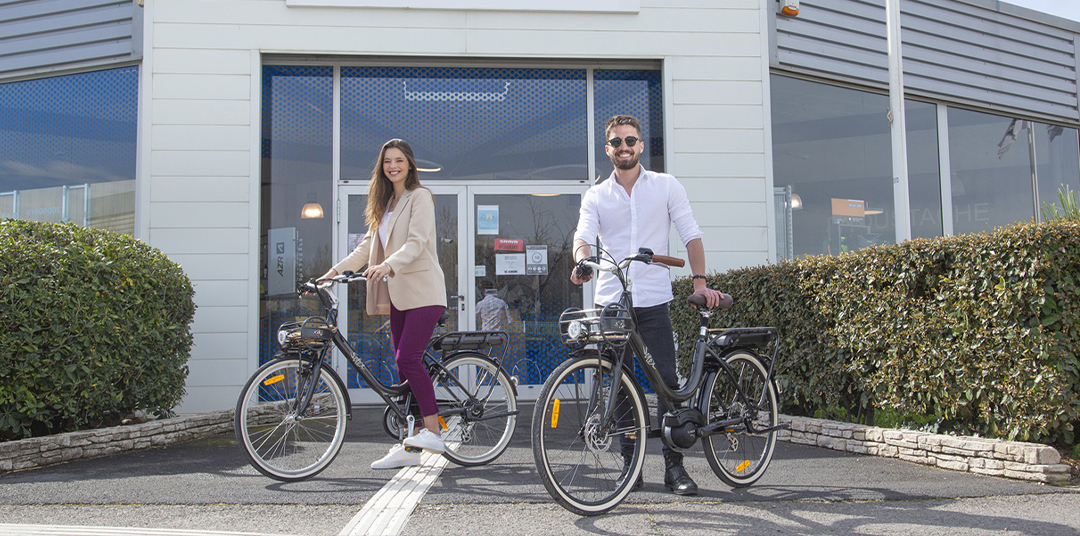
xmin=336 ymin=182 xmax=585 ymax=402
xmin=467 ymin=185 xmax=584 ymax=400
xmin=336 ymin=184 xmax=466 ymax=403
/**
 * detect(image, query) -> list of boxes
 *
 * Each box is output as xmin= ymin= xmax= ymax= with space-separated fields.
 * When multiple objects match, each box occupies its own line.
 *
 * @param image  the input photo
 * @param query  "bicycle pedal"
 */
xmin=403 ymin=446 xmax=423 ymax=453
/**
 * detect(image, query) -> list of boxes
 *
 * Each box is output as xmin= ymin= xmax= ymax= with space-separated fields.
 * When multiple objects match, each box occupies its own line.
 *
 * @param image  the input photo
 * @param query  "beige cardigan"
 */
xmin=332 ymin=187 xmax=448 ymax=315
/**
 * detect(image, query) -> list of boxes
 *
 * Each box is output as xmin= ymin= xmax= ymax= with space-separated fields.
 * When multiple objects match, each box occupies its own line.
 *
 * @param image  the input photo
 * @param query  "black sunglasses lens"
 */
xmin=608 ymin=136 xmax=639 ymax=148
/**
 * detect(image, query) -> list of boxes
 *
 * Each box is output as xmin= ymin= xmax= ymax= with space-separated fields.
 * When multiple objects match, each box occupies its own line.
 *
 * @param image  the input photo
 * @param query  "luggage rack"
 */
xmin=431 ymin=330 xmax=509 ymax=355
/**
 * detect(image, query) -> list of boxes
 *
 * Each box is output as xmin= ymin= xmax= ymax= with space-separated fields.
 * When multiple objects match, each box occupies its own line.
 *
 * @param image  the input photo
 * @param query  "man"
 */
xmin=476 ymin=286 xmax=512 ymax=332
xmin=570 ymin=114 xmax=725 ymax=495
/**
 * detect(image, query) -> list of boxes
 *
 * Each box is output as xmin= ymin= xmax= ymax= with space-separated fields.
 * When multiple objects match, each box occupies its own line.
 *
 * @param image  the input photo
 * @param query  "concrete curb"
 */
xmin=0 ymin=410 xmax=1071 ymax=486
xmin=778 ymin=414 xmax=1072 ymax=485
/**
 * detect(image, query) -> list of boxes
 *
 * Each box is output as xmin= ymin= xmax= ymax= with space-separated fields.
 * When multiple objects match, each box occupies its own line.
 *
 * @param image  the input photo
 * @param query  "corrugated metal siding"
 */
xmin=0 ymin=0 xmax=139 ymax=80
xmin=774 ymin=0 xmax=1080 ymax=124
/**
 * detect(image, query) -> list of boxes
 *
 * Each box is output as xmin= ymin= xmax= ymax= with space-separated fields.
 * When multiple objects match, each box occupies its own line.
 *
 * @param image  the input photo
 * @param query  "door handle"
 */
xmin=449 ymin=294 xmax=465 ymax=311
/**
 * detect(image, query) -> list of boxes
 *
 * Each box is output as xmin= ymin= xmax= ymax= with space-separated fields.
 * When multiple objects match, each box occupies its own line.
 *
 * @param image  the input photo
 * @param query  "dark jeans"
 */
xmin=611 ymin=302 xmax=683 ymax=462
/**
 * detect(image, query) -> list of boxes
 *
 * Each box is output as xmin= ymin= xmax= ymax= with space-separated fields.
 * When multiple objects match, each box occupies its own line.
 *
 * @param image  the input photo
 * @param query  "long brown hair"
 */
xmin=365 ymin=138 xmax=423 ymax=228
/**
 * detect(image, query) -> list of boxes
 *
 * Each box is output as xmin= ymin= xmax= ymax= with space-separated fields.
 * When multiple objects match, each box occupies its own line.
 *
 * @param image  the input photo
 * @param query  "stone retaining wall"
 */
xmin=778 ymin=414 xmax=1071 ymax=485
xmin=0 ymin=410 xmax=233 ymax=473
xmin=0 ymin=411 xmax=1072 ymax=486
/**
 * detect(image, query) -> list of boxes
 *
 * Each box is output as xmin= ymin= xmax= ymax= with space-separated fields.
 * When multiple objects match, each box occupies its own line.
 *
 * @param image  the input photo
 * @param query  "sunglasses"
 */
xmin=607 ymin=136 xmax=640 ymax=149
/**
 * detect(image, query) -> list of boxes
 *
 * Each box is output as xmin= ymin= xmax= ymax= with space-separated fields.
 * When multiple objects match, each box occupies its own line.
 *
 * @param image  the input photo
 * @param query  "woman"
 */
xmin=319 ymin=139 xmax=447 ymax=470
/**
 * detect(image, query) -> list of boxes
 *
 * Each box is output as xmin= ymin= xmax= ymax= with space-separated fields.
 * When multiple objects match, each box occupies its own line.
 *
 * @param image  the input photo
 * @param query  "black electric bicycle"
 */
xmin=235 ymin=271 xmax=519 ymax=481
xmin=531 ymin=247 xmax=786 ymax=515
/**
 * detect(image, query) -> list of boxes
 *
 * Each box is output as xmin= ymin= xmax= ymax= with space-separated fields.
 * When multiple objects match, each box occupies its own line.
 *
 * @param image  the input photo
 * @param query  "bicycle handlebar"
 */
xmin=651 ymin=254 xmax=685 ymax=268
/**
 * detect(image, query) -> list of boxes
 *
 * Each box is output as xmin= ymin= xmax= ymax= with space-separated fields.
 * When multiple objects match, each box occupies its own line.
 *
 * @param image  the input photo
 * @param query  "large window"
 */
xmin=906 ymin=100 xmax=943 ymax=239
xmin=341 ymin=67 xmax=589 ymax=182
xmin=771 ymin=75 xmax=895 ymax=259
xmin=947 ymin=109 xmax=1080 ymax=234
xmin=771 ymin=74 xmax=1080 ymax=258
xmin=0 ymin=67 xmax=139 ymax=234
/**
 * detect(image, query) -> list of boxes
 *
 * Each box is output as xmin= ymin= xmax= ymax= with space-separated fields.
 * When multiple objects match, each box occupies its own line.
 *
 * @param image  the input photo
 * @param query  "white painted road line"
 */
xmin=0 ymin=525 xmax=292 ymax=536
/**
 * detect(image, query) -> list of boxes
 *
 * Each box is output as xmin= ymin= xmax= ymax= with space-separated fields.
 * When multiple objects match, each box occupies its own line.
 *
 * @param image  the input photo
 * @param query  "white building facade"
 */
xmin=2 ymin=0 xmax=1077 ymax=413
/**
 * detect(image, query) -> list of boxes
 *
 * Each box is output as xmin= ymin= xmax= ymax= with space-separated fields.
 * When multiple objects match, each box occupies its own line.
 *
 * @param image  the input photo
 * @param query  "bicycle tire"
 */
xmin=701 ymin=351 xmax=778 ymax=487
xmin=234 ymin=356 xmax=348 ymax=481
xmin=432 ymin=352 xmax=518 ymax=466
xmin=532 ymin=354 xmax=647 ymax=516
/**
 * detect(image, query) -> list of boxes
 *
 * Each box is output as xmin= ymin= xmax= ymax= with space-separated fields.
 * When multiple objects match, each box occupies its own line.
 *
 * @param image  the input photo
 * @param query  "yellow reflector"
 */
xmin=736 ymin=460 xmax=752 ymax=473
xmin=438 ymin=415 xmax=448 ymax=431
xmin=263 ymin=374 xmax=284 ymax=386
xmin=551 ymin=399 xmax=561 ymax=428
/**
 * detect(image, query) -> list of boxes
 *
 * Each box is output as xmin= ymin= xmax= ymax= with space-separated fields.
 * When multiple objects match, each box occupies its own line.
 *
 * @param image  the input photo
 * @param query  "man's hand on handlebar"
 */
xmin=570 ymin=258 xmax=595 ymax=285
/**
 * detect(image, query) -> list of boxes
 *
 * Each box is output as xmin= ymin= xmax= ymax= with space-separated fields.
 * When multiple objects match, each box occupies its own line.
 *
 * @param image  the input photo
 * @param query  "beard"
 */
xmin=609 ymin=150 xmax=641 ymax=171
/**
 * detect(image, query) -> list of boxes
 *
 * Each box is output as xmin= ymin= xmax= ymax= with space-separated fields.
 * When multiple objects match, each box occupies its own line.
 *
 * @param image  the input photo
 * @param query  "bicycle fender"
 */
xmin=448 ymin=351 xmax=518 ymax=397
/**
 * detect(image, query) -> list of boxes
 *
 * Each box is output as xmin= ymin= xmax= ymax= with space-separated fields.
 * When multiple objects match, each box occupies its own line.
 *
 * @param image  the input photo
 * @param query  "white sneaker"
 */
xmin=370 ymin=443 xmax=421 ymax=469
xmin=403 ymin=428 xmax=445 ymax=454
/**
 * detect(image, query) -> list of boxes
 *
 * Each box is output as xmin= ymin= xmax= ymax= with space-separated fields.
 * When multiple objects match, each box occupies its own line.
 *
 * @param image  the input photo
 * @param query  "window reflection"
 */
xmin=1034 ymin=122 xmax=1080 ymax=217
xmin=340 ymin=67 xmax=589 ymax=182
xmin=0 ymin=67 xmax=138 ymax=234
xmin=906 ymin=100 xmax=942 ymax=239
xmin=594 ymin=70 xmax=664 ymax=179
xmin=947 ymin=109 xmax=1036 ymax=234
xmin=770 ymin=75 xmax=895 ymax=259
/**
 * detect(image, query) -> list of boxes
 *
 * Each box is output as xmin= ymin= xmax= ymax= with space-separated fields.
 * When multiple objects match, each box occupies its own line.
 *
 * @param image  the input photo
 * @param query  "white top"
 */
xmin=573 ymin=165 xmax=703 ymax=308
xmin=379 ymin=207 xmax=392 ymax=249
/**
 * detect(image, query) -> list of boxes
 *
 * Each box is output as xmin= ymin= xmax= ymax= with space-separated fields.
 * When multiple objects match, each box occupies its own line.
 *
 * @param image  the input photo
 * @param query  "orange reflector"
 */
xmin=551 ymin=399 xmax=561 ymax=428
xmin=736 ymin=460 xmax=752 ymax=473
xmin=438 ymin=415 xmax=448 ymax=431
xmin=263 ymin=374 xmax=284 ymax=386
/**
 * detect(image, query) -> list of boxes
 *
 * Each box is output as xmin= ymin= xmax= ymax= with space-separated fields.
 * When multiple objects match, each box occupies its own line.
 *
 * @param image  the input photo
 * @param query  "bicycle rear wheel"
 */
xmin=701 ymin=351 xmax=778 ymax=487
xmin=235 ymin=356 xmax=348 ymax=481
xmin=432 ymin=352 xmax=517 ymax=466
xmin=532 ymin=354 xmax=647 ymax=516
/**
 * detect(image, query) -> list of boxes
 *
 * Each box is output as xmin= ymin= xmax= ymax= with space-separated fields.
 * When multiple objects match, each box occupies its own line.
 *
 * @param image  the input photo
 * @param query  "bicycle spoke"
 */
xmin=235 ymin=358 xmax=348 ymax=481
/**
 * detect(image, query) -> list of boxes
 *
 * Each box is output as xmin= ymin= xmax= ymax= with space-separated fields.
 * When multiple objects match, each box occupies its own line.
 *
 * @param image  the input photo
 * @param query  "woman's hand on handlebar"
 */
xmin=363 ymin=262 xmax=392 ymax=281
xmin=316 ymin=268 xmax=339 ymax=285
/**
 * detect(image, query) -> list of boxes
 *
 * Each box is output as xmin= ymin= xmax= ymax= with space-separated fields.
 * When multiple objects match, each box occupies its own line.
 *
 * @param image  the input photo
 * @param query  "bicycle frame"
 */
xmin=576 ymin=250 xmax=782 ymax=439
xmin=286 ymin=277 xmax=518 ymax=429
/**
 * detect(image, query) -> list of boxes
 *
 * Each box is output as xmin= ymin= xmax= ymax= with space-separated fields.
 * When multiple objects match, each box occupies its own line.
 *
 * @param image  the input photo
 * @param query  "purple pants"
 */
xmin=389 ymin=303 xmax=445 ymax=418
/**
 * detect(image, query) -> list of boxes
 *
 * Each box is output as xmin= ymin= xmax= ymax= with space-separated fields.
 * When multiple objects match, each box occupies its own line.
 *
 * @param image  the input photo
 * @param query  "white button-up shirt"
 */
xmin=574 ymin=166 xmax=703 ymax=308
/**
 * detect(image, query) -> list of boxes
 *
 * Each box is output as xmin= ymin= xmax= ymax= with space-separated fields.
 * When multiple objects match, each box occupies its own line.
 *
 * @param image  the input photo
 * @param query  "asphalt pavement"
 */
xmin=0 ymin=405 xmax=1077 ymax=536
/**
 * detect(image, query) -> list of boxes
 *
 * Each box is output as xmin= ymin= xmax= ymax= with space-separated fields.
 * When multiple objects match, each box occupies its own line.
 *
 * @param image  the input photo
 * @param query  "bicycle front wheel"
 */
xmin=234 ymin=357 xmax=348 ymax=481
xmin=532 ymin=354 xmax=647 ymax=516
xmin=431 ymin=352 xmax=517 ymax=466
xmin=701 ymin=351 xmax=778 ymax=487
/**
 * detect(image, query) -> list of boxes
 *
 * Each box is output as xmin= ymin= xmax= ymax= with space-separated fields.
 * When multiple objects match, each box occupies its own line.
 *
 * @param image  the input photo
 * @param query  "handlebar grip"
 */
xmin=651 ymin=254 xmax=685 ymax=268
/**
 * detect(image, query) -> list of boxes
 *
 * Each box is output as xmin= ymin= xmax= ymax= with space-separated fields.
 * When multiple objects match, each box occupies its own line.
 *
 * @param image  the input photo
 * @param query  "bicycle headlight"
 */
xmin=277 ymin=328 xmax=289 ymax=346
xmin=567 ymin=320 xmax=586 ymax=340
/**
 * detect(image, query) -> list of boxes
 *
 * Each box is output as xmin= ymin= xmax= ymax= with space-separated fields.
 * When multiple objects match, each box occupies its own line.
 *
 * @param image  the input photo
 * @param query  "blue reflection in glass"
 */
xmin=340 ymin=67 xmax=588 ymax=181
xmin=0 ymin=67 xmax=138 ymax=231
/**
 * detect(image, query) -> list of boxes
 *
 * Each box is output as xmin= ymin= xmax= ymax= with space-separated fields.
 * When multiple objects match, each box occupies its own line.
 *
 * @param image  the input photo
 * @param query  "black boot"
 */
xmin=616 ymin=457 xmax=644 ymax=492
xmin=663 ymin=451 xmax=698 ymax=496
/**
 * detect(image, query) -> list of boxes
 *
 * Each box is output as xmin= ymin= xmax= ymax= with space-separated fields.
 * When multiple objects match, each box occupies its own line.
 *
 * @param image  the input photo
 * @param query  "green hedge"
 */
xmin=0 ymin=220 xmax=195 ymax=441
xmin=671 ymin=221 xmax=1080 ymax=445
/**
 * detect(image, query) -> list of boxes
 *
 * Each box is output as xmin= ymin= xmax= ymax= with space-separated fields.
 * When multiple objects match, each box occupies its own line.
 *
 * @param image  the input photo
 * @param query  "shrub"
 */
xmin=0 ymin=220 xmax=195 ymax=440
xmin=671 ymin=220 xmax=1080 ymax=445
